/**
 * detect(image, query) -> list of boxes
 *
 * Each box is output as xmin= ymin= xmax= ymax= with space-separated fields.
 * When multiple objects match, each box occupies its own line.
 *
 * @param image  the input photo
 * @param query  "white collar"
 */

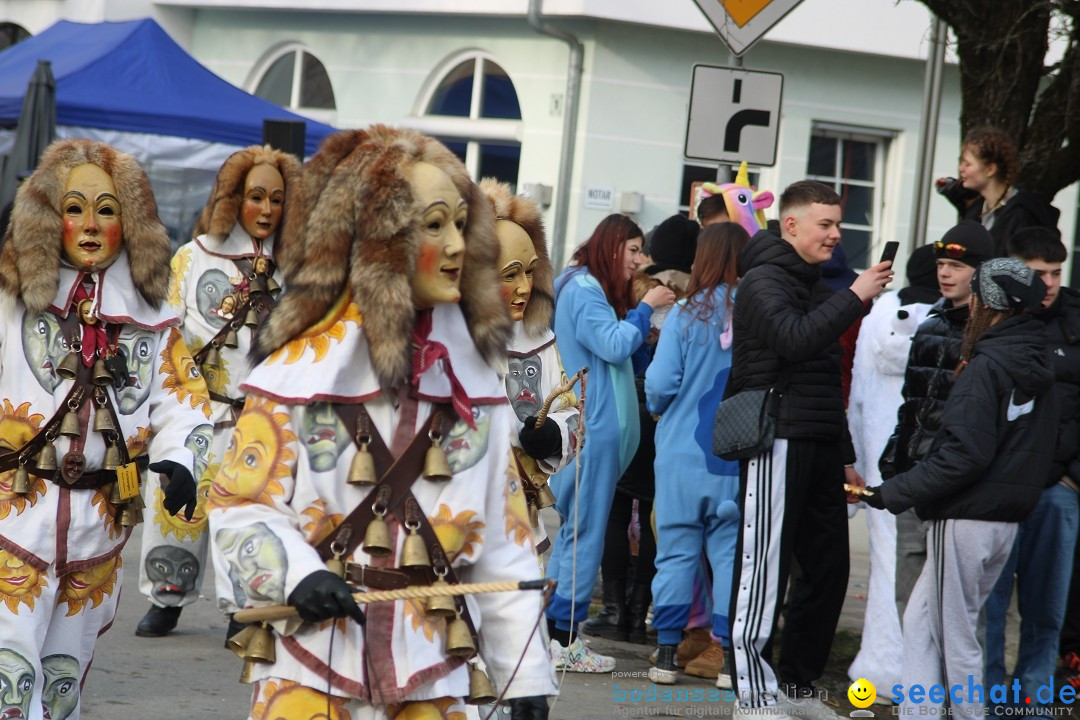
xmin=507 ymin=322 xmax=555 ymax=358
xmin=194 ymin=222 xmax=276 ymax=259
xmin=49 ymin=251 xmax=179 ymax=330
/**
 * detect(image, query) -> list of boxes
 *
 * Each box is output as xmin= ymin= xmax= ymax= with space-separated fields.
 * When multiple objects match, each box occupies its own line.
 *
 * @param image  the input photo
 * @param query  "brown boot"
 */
xmin=676 ymin=627 xmax=712 ymax=667
xmin=684 ymin=640 xmax=726 ymax=679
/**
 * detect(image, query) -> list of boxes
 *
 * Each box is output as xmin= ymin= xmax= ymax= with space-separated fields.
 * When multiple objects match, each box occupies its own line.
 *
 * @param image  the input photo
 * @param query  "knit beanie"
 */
xmin=972 ymin=257 xmax=1047 ymax=311
xmin=649 ymin=214 xmax=699 ymax=274
xmin=934 ymin=220 xmax=994 ymax=268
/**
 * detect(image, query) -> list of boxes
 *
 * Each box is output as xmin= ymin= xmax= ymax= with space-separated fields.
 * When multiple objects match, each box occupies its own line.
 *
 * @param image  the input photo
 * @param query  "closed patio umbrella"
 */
xmin=0 ymin=59 xmax=56 ymax=213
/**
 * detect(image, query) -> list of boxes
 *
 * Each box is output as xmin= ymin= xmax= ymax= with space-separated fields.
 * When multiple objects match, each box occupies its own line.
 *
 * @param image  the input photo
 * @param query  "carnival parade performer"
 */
xmin=644 ymin=222 xmax=750 ymax=686
xmin=136 ymin=145 xmax=299 ymax=639
xmin=0 ymin=138 xmax=209 ymax=720
xmin=207 ymin=126 xmax=556 ymax=720
xmin=480 ymin=179 xmax=579 ymax=560
xmin=545 ymin=214 xmax=675 ymax=672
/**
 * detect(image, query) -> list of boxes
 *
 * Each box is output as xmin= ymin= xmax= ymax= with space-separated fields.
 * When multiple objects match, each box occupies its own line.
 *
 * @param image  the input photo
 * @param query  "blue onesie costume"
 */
xmin=546 ymin=268 xmax=650 ymax=631
xmin=645 ymin=287 xmax=741 ymax=647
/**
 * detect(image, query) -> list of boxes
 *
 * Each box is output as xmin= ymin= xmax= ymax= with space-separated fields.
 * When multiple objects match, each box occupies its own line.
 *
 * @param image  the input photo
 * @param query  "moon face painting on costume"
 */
xmin=195 ymin=269 xmax=233 ymax=329
xmin=505 ymin=355 xmax=543 ymax=422
xmin=0 ymin=649 xmax=34 ymax=720
xmin=115 ymin=327 xmax=156 ymax=414
xmin=442 ymin=407 xmax=491 ymax=473
xmin=297 ymin=403 xmax=351 ymax=473
xmin=144 ymin=546 xmax=199 ymax=607
xmin=41 ymin=654 xmax=80 ymax=720
xmin=21 ymin=312 xmax=69 ymax=393
xmin=185 ymin=424 xmax=214 ymax=482
xmin=215 ymin=522 xmax=287 ymax=604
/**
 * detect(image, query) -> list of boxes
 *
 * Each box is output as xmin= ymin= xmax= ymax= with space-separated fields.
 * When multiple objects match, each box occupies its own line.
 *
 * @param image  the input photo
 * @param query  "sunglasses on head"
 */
xmin=934 ymin=241 xmax=967 ymax=259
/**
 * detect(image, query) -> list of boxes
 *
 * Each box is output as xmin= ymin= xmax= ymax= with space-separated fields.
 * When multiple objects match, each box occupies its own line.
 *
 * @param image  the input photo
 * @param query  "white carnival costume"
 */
xmin=0 ymin=139 xmax=208 ymax=720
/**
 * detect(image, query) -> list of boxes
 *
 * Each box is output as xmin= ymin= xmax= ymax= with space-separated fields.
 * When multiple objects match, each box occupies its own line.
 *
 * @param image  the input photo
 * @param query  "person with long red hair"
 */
xmin=545 ymin=213 xmax=675 ymax=672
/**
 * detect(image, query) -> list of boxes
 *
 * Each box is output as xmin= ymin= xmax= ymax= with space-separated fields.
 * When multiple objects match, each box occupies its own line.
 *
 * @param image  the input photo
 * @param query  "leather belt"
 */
xmin=344 ymin=564 xmax=415 ymax=590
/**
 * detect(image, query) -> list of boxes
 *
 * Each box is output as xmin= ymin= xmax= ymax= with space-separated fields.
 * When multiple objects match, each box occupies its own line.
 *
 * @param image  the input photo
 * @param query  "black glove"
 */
xmin=519 ymin=416 xmax=561 ymax=460
xmin=863 ymin=486 xmax=887 ymax=511
xmin=507 ymin=696 xmax=549 ymax=720
xmin=148 ymin=459 xmax=197 ymax=521
xmin=287 ymin=570 xmax=366 ymax=625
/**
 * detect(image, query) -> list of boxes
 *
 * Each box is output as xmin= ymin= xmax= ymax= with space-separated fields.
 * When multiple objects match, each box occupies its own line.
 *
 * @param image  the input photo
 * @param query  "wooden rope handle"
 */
xmin=233 ymin=578 xmax=553 ymax=624
xmin=534 ymin=367 xmax=588 ymax=426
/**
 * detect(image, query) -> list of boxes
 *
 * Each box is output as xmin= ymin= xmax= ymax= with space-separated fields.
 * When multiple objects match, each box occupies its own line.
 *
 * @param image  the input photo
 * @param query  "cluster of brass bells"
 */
xmin=227 ymin=622 xmax=275 ymax=684
xmin=346 ymin=443 xmax=376 ymax=486
xmin=423 ymin=438 xmax=452 ymax=482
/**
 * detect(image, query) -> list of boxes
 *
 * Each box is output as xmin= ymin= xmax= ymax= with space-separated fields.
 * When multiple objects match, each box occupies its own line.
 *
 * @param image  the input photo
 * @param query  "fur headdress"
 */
xmin=0 ymin=138 xmax=170 ymax=314
xmin=192 ymin=144 xmax=301 ymax=258
xmin=478 ymin=179 xmax=553 ymax=337
xmin=253 ymin=125 xmax=510 ymax=391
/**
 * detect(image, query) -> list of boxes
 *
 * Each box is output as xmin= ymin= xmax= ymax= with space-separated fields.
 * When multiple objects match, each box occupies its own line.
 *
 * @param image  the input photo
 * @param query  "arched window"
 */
xmin=409 ymin=52 xmax=523 ymax=189
xmin=249 ymin=44 xmax=336 ymax=125
xmin=0 ymin=23 xmax=30 ymax=53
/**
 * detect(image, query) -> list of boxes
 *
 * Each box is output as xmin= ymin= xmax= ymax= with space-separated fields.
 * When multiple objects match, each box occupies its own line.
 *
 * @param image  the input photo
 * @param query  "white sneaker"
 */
xmin=776 ymin=691 xmax=841 ymax=720
xmin=716 ymin=672 xmax=733 ymax=690
xmin=648 ymin=666 xmax=677 ymax=684
xmin=550 ymin=636 xmax=616 ymax=672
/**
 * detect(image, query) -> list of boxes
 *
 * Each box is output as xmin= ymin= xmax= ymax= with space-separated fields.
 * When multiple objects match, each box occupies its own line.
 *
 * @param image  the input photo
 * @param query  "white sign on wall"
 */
xmin=684 ymin=64 xmax=783 ymax=166
xmin=584 ymin=185 xmax=614 ymax=210
xmin=690 ymin=0 xmax=805 ymax=57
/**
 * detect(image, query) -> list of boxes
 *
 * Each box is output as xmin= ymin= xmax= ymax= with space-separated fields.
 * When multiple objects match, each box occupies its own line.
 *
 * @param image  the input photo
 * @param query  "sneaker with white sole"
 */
xmin=648 ymin=644 xmax=677 ymax=685
xmin=550 ymin=636 xmax=616 ymax=673
xmin=776 ymin=690 xmax=841 ymax=720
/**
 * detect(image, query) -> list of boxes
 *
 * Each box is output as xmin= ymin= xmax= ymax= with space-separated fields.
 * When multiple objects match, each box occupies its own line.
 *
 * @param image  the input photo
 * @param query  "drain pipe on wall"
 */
xmin=527 ymin=0 xmax=583 ymax=272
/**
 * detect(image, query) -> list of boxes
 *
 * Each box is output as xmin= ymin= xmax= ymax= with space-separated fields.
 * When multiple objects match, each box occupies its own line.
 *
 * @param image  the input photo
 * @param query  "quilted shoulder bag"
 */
xmin=712 ymin=366 xmax=792 ymax=461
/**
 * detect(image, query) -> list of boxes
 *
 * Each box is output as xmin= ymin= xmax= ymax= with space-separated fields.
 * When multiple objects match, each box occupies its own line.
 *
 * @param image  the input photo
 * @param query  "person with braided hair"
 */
xmin=206 ymin=127 xmax=556 ymax=720
xmin=135 ymin=145 xmax=300 ymax=639
xmin=864 ymin=258 xmax=1059 ymax=719
xmin=0 ymin=139 xmax=209 ymax=719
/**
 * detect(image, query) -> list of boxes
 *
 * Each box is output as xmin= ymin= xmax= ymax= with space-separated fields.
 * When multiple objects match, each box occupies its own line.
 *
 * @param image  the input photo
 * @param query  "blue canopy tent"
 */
xmin=0 ymin=18 xmax=336 ymax=243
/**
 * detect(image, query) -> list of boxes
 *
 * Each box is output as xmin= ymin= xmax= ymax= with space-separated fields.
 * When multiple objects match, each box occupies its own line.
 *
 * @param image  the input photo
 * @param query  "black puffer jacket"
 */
xmin=879 ymin=314 xmax=1058 ymax=521
xmin=1038 ymin=287 xmax=1080 ymax=485
xmin=879 ymin=299 xmax=968 ymax=479
xmin=730 ymin=231 xmax=864 ymax=456
xmin=963 ymin=188 xmax=1060 ymax=257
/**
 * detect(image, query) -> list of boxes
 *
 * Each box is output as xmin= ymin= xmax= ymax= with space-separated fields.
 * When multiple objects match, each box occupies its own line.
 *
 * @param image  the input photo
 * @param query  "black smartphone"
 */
xmin=879 ymin=241 xmax=900 ymax=265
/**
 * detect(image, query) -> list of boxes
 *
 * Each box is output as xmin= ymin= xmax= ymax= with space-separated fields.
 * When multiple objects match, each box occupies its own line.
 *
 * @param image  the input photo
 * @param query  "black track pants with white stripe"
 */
xmin=728 ymin=438 xmax=850 ymax=707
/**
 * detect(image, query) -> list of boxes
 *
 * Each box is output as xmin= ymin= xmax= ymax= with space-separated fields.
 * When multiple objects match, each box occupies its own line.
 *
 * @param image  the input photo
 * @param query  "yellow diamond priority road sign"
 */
xmin=691 ymin=0 xmax=804 ymax=56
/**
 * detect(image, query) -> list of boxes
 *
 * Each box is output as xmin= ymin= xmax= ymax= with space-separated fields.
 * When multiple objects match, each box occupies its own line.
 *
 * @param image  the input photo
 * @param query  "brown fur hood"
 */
xmin=192 ymin=144 xmax=301 ymax=264
xmin=0 ymin=138 xmax=170 ymax=314
xmin=253 ymin=125 xmax=511 ymax=392
xmin=478 ymin=179 xmax=553 ymax=338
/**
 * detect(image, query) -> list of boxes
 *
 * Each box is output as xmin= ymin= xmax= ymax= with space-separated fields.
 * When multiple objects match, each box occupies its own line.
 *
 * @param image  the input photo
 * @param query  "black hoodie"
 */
xmin=879 ymin=313 xmax=1059 ymax=521
xmin=730 ymin=231 xmax=865 ymax=456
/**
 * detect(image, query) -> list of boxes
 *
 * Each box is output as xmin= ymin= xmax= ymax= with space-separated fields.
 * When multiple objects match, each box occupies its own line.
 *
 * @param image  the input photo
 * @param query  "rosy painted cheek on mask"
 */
xmin=417 ymin=244 xmax=439 ymax=277
xmin=500 ymin=284 xmax=513 ymax=303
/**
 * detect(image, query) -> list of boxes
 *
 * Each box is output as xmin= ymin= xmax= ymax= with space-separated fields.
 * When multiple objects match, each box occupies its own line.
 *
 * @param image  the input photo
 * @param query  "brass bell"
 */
xmin=106 ymin=481 xmax=124 ymax=505
xmin=423 ymin=440 xmax=453 ymax=482
xmin=424 ymin=578 xmax=457 ymax=618
xmin=527 ymin=502 xmax=539 ymax=529
xmin=467 ymin=663 xmax=497 ymax=705
xmin=243 ymin=307 xmax=259 ymax=329
xmin=202 ymin=344 xmax=222 ymax=368
xmin=12 ymin=466 xmax=33 ymax=495
xmin=118 ymin=504 xmax=138 ymax=527
xmin=226 ymin=624 xmax=257 ymax=659
xmin=445 ymin=613 xmax=476 ymax=657
xmin=223 ymin=328 xmax=239 ymax=349
xmin=362 ymin=514 xmax=393 ymax=558
xmin=59 ymin=411 xmax=81 ymax=438
xmin=326 ymin=555 xmax=346 ymax=579
xmin=534 ymin=481 xmax=557 ymax=509
xmin=102 ymin=445 xmax=121 ymax=471
xmin=346 ymin=445 xmax=376 ymax=486
xmin=92 ymin=358 xmax=113 ymax=386
xmin=56 ymin=351 xmax=80 ymax=380
xmin=93 ymin=408 xmax=116 ymax=433
xmin=243 ymin=623 xmax=276 ymax=664
xmin=239 ymin=658 xmax=256 ymax=684
xmin=35 ymin=442 xmax=57 ymax=472
xmin=401 ymin=529 xmax=430 ymax=569
xmin=249 ymin=276 xmax=268 ymax=295
xmin=265 ymin=276 xmax=281 ymax=295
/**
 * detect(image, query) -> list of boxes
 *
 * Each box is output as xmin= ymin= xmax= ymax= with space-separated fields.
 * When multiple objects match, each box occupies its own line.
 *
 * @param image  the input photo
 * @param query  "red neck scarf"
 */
xmin=411 ymin=309 xmax=476 ymax=429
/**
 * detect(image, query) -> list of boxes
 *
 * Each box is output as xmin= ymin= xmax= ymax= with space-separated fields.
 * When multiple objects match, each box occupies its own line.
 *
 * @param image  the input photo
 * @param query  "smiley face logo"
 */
xmin=848 ymin=678 xmax=876 ymax=708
